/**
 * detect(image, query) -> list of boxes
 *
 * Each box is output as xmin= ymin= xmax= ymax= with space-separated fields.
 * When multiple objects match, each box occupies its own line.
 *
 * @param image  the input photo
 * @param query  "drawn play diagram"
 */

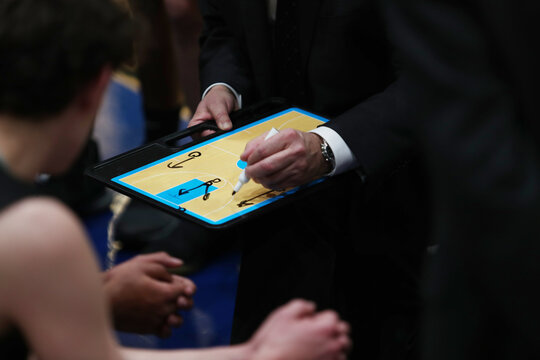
xmin=112 ymin=108 xmax=328 ymax=225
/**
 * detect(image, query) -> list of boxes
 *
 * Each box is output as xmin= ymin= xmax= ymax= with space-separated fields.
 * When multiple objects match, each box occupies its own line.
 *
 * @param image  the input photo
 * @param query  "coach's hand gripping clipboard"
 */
xmin=86 ymin=99 xmax=332 ymax=229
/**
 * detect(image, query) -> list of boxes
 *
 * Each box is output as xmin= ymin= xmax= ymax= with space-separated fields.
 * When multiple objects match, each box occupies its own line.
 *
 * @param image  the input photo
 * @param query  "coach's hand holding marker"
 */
xmin=232 ymin=127 xmax=280 ymax=195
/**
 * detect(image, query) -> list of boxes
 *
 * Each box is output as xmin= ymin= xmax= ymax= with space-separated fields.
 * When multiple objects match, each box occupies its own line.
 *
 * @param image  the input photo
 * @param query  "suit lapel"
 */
xmin=239 ymin=0 xmax=276 ymax=97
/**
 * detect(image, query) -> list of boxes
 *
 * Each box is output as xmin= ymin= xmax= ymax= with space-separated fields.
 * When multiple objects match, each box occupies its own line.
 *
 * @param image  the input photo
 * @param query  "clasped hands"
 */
xmin=103 ymin=252 xmax=196 ymax=338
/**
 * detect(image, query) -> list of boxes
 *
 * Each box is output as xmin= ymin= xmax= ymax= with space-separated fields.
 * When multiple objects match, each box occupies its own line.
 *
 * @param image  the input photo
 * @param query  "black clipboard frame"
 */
xmin=86 ymin=99 xmax=334 ymax=229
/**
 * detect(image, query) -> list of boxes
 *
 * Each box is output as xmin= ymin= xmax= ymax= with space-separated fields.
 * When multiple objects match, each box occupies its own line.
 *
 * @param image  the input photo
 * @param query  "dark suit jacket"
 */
xmin=384 ymin=0 xmax=540 ymax=359
xmin=198 ymin=2 xmax=429 ymax=359
xmin=198 ymin=0 xmax=415 ymax=182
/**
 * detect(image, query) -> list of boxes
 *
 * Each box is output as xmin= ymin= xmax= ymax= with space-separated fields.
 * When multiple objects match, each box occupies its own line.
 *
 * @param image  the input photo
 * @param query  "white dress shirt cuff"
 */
xmin=310 ymin=126 xmax=357 ymax=176
xmin=202 ymin=82 xmax=243 ymax=109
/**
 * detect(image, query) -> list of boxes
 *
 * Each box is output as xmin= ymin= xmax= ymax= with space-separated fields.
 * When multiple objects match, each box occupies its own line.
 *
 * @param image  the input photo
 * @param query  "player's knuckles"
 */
xmin=337 ymin=321 xmax=350 ymax=334
xmin=282 ymin=299 xmax=312 ymax=316
xmin=166 ymin=285 xmax=185 ymax=300
xmin=147 ymin=251 xmax=171 ymax=262
xmin=163 ymin=283 xmax=187 ymax=299
xmin=147 ymin=264 xmax=172 ymax=280
xmin=312 ymin=313 xmax=338 ymax=336
xmin=158 ymin=302 xmax=178 ymax=316
xmin=167 ymin=313 xmax=184 ymax=327
xmin=175 ymin=276 xmax=196 ymax=291
xmin=176 ymin=297 xmax=187 ymax=308
xmin=147 ymin=282 xmax=174 ymax=300
xmin=184 ymin=284 xmax=197 ymax=296
xmin=340 ymin=335 xmax=352 ymax=351
xmin=327 ymin=339 xmax=347 ymax=355
xmin=315 ymin=311 xmax=340 ymax=329
xmin=133 ymin=253 xmax=147 ymax=261
xmin=177 ymin=296 xmax=194 ymax=309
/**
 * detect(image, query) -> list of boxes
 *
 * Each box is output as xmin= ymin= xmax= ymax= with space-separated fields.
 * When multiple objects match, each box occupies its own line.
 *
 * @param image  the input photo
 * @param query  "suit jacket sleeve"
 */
xmin=198 ymin=0 xmax=253 ymax=99
xmin=324 ymin=74 xmax=417 ymax=183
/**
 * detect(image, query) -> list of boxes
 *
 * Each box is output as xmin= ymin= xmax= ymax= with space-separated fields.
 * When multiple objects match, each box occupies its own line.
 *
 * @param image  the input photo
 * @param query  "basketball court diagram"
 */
xmin=112 ymin=108 xmax=328 ymax=225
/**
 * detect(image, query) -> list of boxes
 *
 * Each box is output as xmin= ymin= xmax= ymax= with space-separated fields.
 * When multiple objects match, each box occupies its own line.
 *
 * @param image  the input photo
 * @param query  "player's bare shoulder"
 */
xmin=0 ymin=196 xmax=86 ymax=257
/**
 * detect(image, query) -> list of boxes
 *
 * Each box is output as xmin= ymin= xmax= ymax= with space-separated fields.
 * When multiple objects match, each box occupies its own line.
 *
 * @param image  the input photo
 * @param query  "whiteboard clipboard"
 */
xmin=87 ymin=102 xmax=331 ymax=228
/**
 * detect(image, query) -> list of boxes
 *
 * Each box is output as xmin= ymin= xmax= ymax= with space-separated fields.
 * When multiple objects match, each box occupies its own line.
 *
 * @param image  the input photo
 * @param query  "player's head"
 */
xmin=0 ymin=0 xmax=133 ymax=120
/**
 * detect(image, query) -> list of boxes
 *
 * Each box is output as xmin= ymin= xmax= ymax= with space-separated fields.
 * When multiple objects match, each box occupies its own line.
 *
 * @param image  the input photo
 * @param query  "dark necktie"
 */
xmin=275 ymin=0 xmax=305 ymax=105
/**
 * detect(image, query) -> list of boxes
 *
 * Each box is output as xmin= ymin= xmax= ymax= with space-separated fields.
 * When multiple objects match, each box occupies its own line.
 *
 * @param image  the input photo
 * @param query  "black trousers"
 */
xmin=230 ymin=167 xmax=428 ymax=360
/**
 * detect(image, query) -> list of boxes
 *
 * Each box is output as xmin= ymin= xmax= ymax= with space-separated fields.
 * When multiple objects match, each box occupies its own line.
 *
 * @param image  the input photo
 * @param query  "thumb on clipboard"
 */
xmin=188 ymin=84 xmax=240 ymax=138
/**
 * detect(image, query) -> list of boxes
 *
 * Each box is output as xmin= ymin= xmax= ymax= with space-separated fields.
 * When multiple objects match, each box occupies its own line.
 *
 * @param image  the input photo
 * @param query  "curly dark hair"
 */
xmin=0 ymin=0 xmax=133 ymax=119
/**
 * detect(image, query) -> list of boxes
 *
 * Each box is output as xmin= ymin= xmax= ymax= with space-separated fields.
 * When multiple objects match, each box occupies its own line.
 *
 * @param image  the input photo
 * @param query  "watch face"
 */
xmin=321 ymin=140 xmax=335 ymax=172
xmin=326 ymin=142 xmax=335 ymax=160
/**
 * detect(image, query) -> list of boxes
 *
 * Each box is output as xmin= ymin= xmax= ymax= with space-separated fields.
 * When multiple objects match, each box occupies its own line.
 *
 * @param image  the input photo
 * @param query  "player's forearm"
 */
xmin=121 ymin=343 xmax=253 ymax=360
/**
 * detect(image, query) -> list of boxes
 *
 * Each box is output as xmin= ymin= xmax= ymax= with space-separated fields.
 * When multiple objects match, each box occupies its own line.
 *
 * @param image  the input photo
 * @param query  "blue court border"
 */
xmin=112 ymin=108 xmax=328 ymax=225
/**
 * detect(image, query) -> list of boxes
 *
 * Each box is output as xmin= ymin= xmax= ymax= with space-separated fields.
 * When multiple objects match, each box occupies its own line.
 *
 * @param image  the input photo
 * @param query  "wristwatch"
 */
xmin=320 ymin=138 xmax=336 ymax=174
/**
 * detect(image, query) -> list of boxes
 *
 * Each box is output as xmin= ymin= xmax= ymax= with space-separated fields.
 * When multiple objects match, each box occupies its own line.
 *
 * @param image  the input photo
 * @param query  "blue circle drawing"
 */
xmin=237 ymin=160 xmax=247 ymax=169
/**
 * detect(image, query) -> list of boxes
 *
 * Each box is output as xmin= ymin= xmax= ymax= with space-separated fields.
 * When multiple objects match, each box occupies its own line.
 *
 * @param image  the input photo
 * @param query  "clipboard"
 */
xmin=86 ymin=99 xmax=331 ymax=228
